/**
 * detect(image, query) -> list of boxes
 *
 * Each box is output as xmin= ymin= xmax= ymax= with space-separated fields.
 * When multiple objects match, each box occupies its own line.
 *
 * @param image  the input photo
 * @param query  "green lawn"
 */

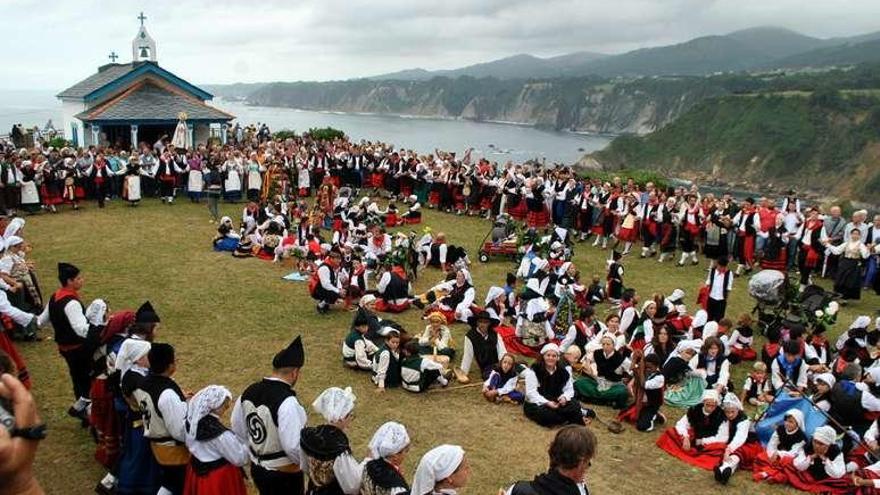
xmin=20 ymin=198 xmax=878 ymax=494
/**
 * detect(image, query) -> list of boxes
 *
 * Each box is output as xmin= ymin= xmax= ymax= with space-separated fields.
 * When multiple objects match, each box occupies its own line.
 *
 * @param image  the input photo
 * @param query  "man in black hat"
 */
xmin=37 ymin=262 xmax=105 ymax=424
xmin=232 ymin=336 xmax=308 ymax=495
xmin=458 ymin=310 xmax=507 ymax=383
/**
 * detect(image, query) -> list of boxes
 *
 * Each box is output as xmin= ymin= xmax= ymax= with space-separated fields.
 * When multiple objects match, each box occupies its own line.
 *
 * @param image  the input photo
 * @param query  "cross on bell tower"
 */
xmin=108 ymin=51 xmax=118 ymax=63
xmin=131 ymin=12 xmax=157 ymax=62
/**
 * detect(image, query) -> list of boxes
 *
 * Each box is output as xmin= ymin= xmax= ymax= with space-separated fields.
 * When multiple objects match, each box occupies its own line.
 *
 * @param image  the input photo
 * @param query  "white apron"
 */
xmin=125 ymin=175 xmax=142 ymax=201
xmin=20 ymin=181 xmax=39 ymax=205
xmin=187 ymin=169 xmax=204 ymax=192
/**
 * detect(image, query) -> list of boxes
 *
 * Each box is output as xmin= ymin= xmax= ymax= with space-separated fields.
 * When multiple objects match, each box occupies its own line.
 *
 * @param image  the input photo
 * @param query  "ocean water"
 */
xmin=0 ymin=90 xmax=610 ymax=164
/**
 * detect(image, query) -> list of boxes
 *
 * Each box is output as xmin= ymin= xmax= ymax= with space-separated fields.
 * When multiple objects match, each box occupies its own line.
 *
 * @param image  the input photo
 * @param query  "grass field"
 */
xmin=19 ymin=198 xmax=879 ymax=495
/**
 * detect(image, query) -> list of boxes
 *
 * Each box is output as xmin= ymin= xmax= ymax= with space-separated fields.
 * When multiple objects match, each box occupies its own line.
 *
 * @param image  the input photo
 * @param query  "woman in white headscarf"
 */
xmin=411 ymin=445 xmax=469 ymax=495
xmin=360 ymin=422 xmax=411 ymax=495
xmin=523 ymin=343 xmax=588 ymax=427
xmin=114 ymin=339 xmax=162 ymax=494
xmin=299 ymin=387 xmax=364 ymax=494
xmin=183 ymin=385 xmax=248 ymax=495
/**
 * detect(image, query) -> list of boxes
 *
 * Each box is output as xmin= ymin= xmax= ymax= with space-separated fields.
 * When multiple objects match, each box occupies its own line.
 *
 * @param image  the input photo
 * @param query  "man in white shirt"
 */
xmin=705 ymin=257 xmax=733 ymax=322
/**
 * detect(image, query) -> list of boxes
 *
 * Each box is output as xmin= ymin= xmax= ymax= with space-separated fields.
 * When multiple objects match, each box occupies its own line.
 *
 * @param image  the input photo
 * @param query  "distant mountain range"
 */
xmin=364 ymin=26 xmax=880 ymax=80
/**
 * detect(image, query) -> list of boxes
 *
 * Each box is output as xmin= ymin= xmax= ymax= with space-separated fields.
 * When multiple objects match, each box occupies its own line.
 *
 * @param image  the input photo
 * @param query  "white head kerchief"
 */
xmin=701 ymin=388 xmax=720 ymax=404
xmin=484 ymin=286 xmax=505 ymax=306
xmin=851 ymin=316 xmax=871 ymax=329
xmin=312 ymin=387 xmax=356 ymax=423
xmin=4 ymin=236 xmax=23 ymax=251
xmin=185 ymin=385 xmax=232 ymax=442
xmin=3 ymin=217 xmax=25 ymax=240
xmin=540 ymin=343 xmax=561 ymax=355
xmin=114 ymin=339 xmax=151 ymax=378
xmin=815 ymin=372 xmax=836 ymax=389
xmin=784 ymin=409 xmax=805 ymax=431
xmin=692 ymin=310 xmax=708 ymax=329
xmin=411 ymin=445 xmax=465 ymax=495
xmin=85 ymin=299 xmax=108 ymax=326
xmin=813 ymin=425 xmax=837 ymax=445
xmin=369 ymin=421 xmax=410 ymax=458
xmin=721 ymin=393 xmax=742 ymax=411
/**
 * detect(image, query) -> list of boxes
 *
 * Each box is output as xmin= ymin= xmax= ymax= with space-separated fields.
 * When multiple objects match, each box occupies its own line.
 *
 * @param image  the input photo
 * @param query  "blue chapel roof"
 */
xmin=57 ymin=61 xmax=213 ymax=102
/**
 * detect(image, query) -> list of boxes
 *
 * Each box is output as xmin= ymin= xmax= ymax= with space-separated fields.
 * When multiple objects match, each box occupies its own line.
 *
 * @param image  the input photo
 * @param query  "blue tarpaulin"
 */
xmin=755 ymin=394 xmax=827 ymax=445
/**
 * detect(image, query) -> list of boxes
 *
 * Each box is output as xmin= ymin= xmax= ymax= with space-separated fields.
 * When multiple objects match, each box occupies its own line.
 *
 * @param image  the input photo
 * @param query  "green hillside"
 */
xmin=590 ymin=89 xmax=880 ymax=202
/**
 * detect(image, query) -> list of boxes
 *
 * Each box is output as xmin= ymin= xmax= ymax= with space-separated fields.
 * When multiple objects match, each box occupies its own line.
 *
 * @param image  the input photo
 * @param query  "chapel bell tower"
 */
xmin=132 ymin=11 xmax=157 ymax=62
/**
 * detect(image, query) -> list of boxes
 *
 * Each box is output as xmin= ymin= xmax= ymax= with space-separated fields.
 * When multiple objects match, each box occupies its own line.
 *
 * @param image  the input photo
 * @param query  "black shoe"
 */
xmin=412 ymin=299 xmax=425 ymax=310
xmin=713 ymin=465 xmax=722 ymax=483
xmin=719 ymin=467 xmax=732 ymax=485
xmin=68 ymin=406 xmax=89 ymax=428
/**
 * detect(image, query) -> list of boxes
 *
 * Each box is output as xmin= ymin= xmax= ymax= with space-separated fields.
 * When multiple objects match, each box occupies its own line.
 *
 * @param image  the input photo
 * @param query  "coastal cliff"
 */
xmin=239 ymin=77 xmax=728 ymax=135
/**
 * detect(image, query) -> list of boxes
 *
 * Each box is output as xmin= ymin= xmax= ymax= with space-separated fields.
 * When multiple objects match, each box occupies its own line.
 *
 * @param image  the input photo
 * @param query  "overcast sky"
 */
xmin=3 ymin=0 xmax=879 ymax=90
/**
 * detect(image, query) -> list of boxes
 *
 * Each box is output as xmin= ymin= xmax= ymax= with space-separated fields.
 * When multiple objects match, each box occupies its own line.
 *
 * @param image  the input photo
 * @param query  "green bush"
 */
xmin=306 ymin=127 xmax=345 ymax=141
xmin=273 ymin=129 xmax=298 ymax=140
xmin=47 ymin=136 xmax=68 ymax=149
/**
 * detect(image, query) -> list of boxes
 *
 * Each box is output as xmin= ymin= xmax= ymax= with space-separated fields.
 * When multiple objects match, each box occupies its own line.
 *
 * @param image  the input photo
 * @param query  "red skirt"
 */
xmin=384 ymin=213 xmax=398 ymax=228
xmin=739 ymin=234 xmax=756 ymax=265
xmin=184 ymin=462 xmax=247 ymax=495
xmin=480 ymin=196 xmax=494 ymax=210
xmin=752 ymin=455 xmax=852 ymax=493
xmin=90 ymin=378 xmax=121 ymax=469
xmin=507 ymin=199 xmax=528 ymax=221
xmin=496 ymin=324 xmax=555 ymax=359
xmin=40 ymin=184 xmax=63 ymax=205
xmin=0 ymin=331 xmax=29 ymax=388
xmin=730 ymin=346 xmax=757 ymax=361
xmin=329 ymin=176 xmax=341 ymax=187
xmin=370 ymin=172 xmax=385 ymax=189
xmin=400 ymin=182 xmax=413 ymax=198
xmin=655 ymin=428 xmax=726 ymax=470
xmin=526 ymin=209 xmax=549 ymax=229
xmin=428 ymin=191 xmax=442 ymax=206
xmin=404 ymin=214 xmax=421 ymax=225
xmin=618 ymin=226 xmax=638 ymax=242
xmin=375 ymin=299 xmax=411 ymax=314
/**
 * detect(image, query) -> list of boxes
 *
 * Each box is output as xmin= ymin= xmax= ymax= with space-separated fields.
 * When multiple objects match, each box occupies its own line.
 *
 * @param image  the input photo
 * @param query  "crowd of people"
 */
xmin=1 ymin=125 xmax=880 ymax=494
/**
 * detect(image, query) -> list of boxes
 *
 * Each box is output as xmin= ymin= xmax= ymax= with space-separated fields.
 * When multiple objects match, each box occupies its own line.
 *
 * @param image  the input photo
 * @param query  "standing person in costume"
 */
xmin=824 ymin=228 xmax=870 ymax=301
xmin=299 ymin=387 xmax=364 ymax=495
xmin=523 ymin=343 xmax=589 ymax=427
xmin=411 ymin=445 xmax=470 ymax=495
xmin=232 ymin=336 xmax=308 ymax=495
xmin=115 ymin=338 xmax=160 ymax=495
xmin=360 ymin=422 xmax=411 ymax=495
xmin=605 ymin=251 xmax=624 ymax=303
xmin=183 ymin=385 xmax=249 ymax=495
xmin=704 ymin=257 xmax=733 ymax=323
xmin=36 ymin=262 xmax=103 ymax=426
xmin=506 ymin=425 xmax=597 ymax=495
xmin=795 ymin=207 xmax=825 ymax=291
xmin=132 ymin=343 xmax=189 ymax=495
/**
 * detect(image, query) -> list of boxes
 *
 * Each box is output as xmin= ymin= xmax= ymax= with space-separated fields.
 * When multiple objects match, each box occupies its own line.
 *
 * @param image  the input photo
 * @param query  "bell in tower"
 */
xmin=131 ymin=12 xmax=157 ymax=62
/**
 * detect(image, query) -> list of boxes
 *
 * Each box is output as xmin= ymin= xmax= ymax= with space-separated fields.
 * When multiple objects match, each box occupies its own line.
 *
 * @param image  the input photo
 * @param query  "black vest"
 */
xmin=532 ymin=364 xmax=570 ymax=402
xmin=593 ymin=350 xmax=626 ymax=382
xmin=686 ymin=405 xmax=724 ymax=440
xmin=139 ymin=374 xmax=186 ymax=442
xmin=48 ymin=291 xmax=86 ymax=346
xmin=803 ymin=443 xmax=841 ymax=480
xmin=644 ymin=371 xmax=664 ymax=408
xmin=383 ymin=273 xmax=408 ymax=300
xmin=775 ymin=424 xmax=806 ymax=451
xmin=511 ymin=469 xmax=586 ymax=495
xmin=373 ymin=347 xmax=402 ymax=388
xmin=466 ymin=328 xmax=499 ymax=371
xmin=828 ymin=381 xmax=867 ymax=430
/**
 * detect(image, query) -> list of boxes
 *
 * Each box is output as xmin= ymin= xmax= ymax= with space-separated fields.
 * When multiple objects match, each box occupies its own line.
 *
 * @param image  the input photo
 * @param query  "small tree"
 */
xmin=306 ymin=127 xmax=345 ymax=141
xmin=273 ymin=129 xmax=298 ymax=140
